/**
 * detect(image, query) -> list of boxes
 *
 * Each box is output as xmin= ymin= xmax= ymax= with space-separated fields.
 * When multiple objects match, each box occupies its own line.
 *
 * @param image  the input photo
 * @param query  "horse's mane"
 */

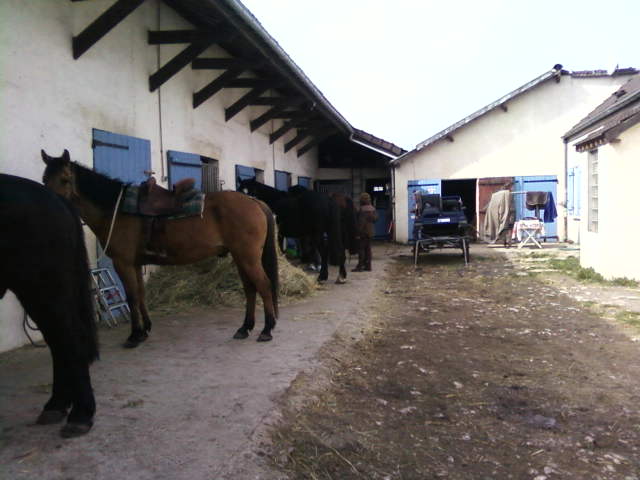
xmin=72 ymin=162 xmax=125 ymax=210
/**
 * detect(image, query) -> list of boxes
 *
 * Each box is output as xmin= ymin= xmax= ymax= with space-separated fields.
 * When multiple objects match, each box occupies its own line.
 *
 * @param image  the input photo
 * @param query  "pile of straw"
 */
xmin=145 ymin=249 xmax=316 ymax=314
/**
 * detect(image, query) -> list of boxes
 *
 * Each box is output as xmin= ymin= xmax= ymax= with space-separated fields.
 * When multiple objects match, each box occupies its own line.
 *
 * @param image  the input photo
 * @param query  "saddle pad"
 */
xmin=121 ymin=185 xmax=205 ymax=218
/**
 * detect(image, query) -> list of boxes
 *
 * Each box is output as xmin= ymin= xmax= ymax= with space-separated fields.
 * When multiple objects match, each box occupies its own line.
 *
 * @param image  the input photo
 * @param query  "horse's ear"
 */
xmin=62 ymin=149 xmax=70 ymax=163
xmin=41 ymin=149 xmax=51 ymax=165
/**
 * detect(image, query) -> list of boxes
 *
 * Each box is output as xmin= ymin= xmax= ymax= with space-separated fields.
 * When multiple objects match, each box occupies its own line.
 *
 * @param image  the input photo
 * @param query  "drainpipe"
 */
xmin=563 ymin=140 xmax=568 ymax=242
xmin=390 ymin=164 xmax=396 ymax=242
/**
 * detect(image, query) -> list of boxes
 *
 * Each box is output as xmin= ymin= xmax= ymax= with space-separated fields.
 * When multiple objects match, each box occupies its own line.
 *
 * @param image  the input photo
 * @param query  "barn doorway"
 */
xmin=441 ymin=179 xmax=477 ymax=235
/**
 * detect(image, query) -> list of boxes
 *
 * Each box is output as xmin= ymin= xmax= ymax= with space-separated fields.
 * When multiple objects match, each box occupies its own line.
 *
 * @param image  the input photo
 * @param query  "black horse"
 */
xmin=0 ymin=174 xmax=98 ymax=438
xmin=238 ymin=178 xmax=356 ymax=283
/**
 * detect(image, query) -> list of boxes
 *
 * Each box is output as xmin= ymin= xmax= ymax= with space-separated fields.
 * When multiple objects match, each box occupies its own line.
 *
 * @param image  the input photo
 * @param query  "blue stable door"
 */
xmin=93 ymin=129 xmax=151 ymax=303
xmin=407 ymin=179 xmax=441 ymax=241
xmin=513 ymin=175 xmax=559 ymax=241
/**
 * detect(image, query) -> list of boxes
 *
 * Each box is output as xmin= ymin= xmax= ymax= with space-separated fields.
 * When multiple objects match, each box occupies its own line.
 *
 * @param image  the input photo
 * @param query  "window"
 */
xmin=588 ymin=150 xmax=598 ymax=232
xmin=200 ymin=156 xmax=220 ymax=193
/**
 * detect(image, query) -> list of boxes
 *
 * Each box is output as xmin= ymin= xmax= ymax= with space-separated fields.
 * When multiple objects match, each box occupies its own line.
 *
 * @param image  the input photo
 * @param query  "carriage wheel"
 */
xmin=462 ymin=238 xmax=470 ymax=265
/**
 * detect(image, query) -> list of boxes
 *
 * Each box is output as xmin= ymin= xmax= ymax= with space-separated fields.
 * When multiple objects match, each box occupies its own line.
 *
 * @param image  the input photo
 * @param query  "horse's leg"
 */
xmin=336 ymin=250 xmax=347 ymax=284
xmin=113 ymin=259 xmax=147 ymax=348
xmin=233 ymin=269 xmax=256 ymax=339
xmin=136 ymin=266 xmax=152 ymax=334
xmin=317 ymin=235 xmax=329 ymax=283
xmin=234 ymin=258 xmax=276 ymax=342
xmin=36 ymin=339 xmax=72 ymax=425
xmin=59 ymin=355 xmax=95 ymax=438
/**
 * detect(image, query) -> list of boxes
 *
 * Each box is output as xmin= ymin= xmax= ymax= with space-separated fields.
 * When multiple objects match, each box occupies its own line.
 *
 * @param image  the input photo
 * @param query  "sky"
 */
xmin=239 ymin=0 xmax=640 ymax=151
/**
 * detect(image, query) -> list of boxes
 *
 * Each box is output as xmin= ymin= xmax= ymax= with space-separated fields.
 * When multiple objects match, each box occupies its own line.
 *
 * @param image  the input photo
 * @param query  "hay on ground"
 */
xmin=145 ymin=249 xmax=316 ymax=314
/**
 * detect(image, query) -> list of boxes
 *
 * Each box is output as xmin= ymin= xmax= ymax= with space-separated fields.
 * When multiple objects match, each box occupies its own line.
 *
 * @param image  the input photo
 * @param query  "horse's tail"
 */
xmin=257 ymin=200 xmax=279 ymax=318
xmin=327 ymin=197 xmax=344 ymax=266
xmin=342 ymin=195 xmax=358 ymax=255
xmin=65 ymin=200 xmax=99 ymax=363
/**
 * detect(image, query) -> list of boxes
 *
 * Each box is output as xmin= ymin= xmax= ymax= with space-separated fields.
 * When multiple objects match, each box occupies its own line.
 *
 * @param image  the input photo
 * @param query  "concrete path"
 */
xmin=0 ymin=244 xmax=397 ymax=480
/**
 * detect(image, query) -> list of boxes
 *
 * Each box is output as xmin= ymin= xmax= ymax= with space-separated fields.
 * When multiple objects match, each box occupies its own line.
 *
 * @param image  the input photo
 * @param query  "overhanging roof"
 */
xmin=70 ymin=0 xmax=402 ymax=159
xmin=391 ymin=65 xmax=639 ymax=165
xmin=564 ymin=74 xmax=640 ymax=151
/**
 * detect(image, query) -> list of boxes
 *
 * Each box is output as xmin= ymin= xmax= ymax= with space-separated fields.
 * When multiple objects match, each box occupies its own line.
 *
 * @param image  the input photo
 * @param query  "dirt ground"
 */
xmin=2 ymin=243 xmax=640 ymax=479
xmin=269 ymin=244 xmax=640 ymax=479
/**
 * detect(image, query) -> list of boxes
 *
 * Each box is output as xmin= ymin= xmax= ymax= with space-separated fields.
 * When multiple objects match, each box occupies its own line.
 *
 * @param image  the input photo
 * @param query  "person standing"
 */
xmin=352 ymin=192 xmax=378 ymax=272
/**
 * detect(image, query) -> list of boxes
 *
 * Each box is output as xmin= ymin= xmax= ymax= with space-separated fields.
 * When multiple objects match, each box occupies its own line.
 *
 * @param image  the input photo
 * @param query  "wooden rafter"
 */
xmin=297 ymin=130 xmax=336 ymax=157
xmin=248 ymin=97 xmax=304 ymax=107
xmin=149 ymin=39 xmax=214 ymax=91
xmin=269 ymin=118 xmax=325 ymax=144
xmin=148 ymin=29 xmax=211 ymax=44
xmin=284 ymin=130 xmax=311 ymax=153
xmin=193 ymin=67 xmax=245 ymax=108
xmin=72 ymin=0 xmax=146 ymax=59
xmin=249 ymin=99 xmax=307 ymax=132
xmin=192 ymin=57 xmax=259 ymax=70
xmin=225 ymin=87 xmax=270 ymax=121
xmin=223 ymin=78 xmax=280 ymax=89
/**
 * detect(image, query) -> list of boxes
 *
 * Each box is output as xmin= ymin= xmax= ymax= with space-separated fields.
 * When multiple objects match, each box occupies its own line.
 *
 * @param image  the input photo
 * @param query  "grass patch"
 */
xmin=546 ymin=256 xmax=638 ymax=287
xmin=615 ymin=311 xmax=640 ymax=329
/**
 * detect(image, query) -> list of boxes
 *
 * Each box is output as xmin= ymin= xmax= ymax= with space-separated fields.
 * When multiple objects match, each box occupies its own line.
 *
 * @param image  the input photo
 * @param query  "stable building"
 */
xmin=563 ymin=73 xmax=640 ymax=281
xmin=0 ymin=0 xmax=400 ymax=353
xmin=390 ymin=65 xmax=638 ymax=244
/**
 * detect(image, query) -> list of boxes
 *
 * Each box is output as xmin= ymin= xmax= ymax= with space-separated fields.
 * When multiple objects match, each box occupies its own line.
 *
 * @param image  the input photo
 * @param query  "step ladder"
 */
xmin=90 ymin=268 xmax=130 ymax=327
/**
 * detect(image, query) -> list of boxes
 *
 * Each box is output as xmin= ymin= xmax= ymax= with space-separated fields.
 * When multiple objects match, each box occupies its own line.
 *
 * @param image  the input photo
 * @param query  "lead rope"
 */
xmin=97 ymin=185 xmax=124 ymax=263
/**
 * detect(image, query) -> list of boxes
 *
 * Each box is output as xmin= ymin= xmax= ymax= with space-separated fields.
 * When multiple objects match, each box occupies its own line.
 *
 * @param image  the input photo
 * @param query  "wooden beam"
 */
xmin=193 ymin=67 xmax=245 ymax=108
xmin=269 ymin=118 xmax=325 ymax=144
xmin=297 ymin=130 xmax=336 ymax=157
xmin=73 ymin=0 xmax=146 ymax=59
xmin=148 ymin=30 xmax=210 ymax=44
xmin=225 ymin=87 xmax=270 ymax=121
xmin=223 ymin=78 xmax=280 ymax=89
xmin=249 ymin=96 xmax=304 ymax=107
xmin=284 ymin=130 xmax=311 ymax=153
xmin=192 ymin=57 xmax=258 ymax=70
xmin=250 ymin=105 xmax=285 ymax=132
xmin=149 ymin=39 xmax=213 ymax=91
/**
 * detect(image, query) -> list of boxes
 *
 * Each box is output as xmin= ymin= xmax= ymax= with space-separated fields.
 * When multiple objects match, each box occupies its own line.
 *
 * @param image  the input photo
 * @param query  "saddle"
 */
xmin=138 ymin=176 xmax=197 ymax=217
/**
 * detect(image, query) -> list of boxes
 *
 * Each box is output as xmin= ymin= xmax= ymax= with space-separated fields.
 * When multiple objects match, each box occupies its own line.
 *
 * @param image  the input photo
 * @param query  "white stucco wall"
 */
xmin=0 ymin=0 xmax=318 ymax=352
xmin=392 ymin=75 xmax=632 ymax=243
xmin=572 ymin=123 xmax=640 ymax=281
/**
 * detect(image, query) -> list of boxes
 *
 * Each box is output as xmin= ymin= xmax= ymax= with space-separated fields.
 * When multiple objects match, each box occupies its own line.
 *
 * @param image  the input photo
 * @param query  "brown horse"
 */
xmin=42 ymin=150 xmax=278 ymax=348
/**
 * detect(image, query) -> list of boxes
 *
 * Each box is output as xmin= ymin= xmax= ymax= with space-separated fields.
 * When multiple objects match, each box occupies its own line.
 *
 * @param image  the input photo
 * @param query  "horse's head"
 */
xmin=237 ymin=177 xmax=258 ymax=195
xmin=42 ymin=149 xmax=77 ymax=199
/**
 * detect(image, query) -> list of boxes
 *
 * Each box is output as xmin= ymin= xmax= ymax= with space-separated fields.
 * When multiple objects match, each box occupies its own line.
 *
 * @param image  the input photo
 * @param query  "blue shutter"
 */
xmin=514 ymin=175 xmax=559 ymax=240
xmin=236 ymin=165 xmax=257 ymax=189
xmin=407 ymin=179 xmax=441 ymax=241
xmin=297 ymin=176 xmax=311 ymax=188
xmin=92 ymin=129 xmax=152 ymax=303
xmin=274 ymin=170 xmax=290 ymax=191
xmin=168 ymin=150 xmax=202 ymax=190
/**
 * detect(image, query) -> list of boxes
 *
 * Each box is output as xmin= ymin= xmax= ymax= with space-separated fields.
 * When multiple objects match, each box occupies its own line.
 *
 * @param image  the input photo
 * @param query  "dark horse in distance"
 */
xmin=0 ymin=174 xmax=98 ymax=437
xmin=237 ymin=177 xmax=357 ymax=284
xmin=42 ymin=150 xmax=279 ymax=348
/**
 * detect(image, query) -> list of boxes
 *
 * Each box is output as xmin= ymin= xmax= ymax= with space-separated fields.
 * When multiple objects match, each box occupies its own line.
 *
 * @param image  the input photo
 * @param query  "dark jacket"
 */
xmin=356 ymin=204 xmax=378 ymax=238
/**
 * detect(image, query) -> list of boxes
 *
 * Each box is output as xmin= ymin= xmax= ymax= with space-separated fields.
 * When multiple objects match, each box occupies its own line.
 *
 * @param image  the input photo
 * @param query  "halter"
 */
xmin=96 ymin=185 xmax=125 ymax=263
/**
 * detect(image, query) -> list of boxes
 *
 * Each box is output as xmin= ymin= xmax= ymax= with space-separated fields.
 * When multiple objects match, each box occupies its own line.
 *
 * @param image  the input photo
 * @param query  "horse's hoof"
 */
xmin=60 ymin=421 xmax=93 ymax=438
xmin=335 ymin=277 xmax=347 ymax=284
xmin=123 ymin=332 xmax=148 ymax=348
xmin=256 ymin=333 xmax=272 ymax=342
xmin=233 ymin=330 xmax=250 ymax=339
xmin=36 ymin=409 xmax=67 ymax=425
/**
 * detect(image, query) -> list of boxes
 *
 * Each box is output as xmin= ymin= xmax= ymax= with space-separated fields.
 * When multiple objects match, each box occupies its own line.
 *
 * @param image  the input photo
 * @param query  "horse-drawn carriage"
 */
xmin=412 ymin=193 xmax=471 ymax=266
